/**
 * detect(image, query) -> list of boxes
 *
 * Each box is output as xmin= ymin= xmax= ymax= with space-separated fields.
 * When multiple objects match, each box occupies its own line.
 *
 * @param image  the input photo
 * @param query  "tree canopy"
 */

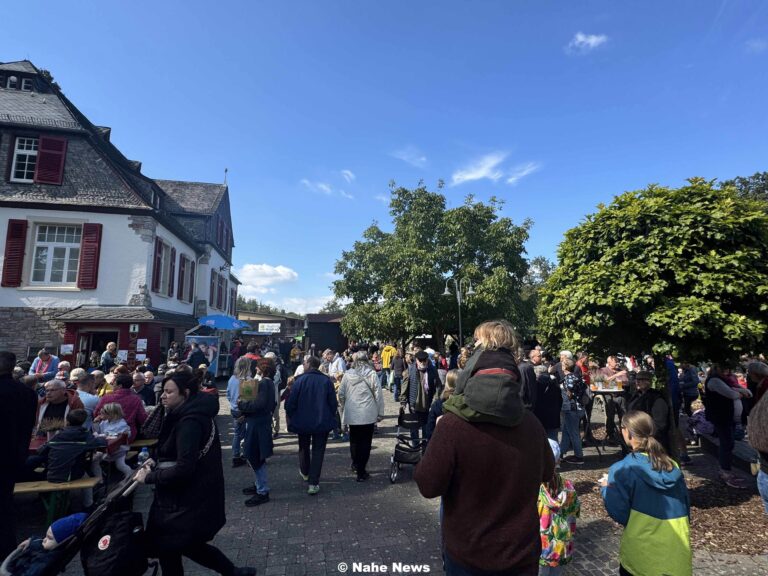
xmin=332 ymin=182 xmax=531 ymax=343
xmin=538 ymin=178 xmax=768 ymax=362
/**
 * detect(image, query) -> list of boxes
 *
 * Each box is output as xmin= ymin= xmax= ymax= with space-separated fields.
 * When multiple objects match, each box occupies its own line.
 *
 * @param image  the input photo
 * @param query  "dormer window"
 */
xmin=21 ymin=78 xmax=33 ymax=91
xmin=6 ymin=76 xmax=18 ymax=89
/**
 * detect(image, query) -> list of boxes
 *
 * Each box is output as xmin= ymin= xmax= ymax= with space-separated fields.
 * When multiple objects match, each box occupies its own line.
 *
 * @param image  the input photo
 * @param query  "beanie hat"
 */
xmin=548 ymin=438 xmax=561 ymax=465
xmin=51 ymin=512 xmax=87 ymax=544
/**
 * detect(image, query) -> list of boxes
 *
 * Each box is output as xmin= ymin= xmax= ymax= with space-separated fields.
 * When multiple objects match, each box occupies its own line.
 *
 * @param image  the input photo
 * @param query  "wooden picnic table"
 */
xmin=130 ymin=438 xmax=158 ymax=449
xmin=29 ymin=434 xmax=127 ymax=454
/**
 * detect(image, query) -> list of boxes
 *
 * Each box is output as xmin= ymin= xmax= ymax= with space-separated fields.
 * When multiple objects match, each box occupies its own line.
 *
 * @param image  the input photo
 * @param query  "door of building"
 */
xmin=88 ymin=331 xmax=120 ymax=363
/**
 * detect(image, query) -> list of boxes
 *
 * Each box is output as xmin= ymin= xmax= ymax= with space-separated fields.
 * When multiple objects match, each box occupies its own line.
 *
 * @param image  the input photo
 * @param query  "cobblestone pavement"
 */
xmin=14 ymin=389 xmax=768 ymax=575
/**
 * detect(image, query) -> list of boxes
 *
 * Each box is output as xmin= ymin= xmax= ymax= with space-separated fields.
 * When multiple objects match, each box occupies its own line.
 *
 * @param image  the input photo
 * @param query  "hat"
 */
xmin=415 ymin=351 xmax=429 ymax=362
xmin=548 ymin=438 xmax=561 ymax=464
xmin=51 ymin=512 xmax=87 ymax=544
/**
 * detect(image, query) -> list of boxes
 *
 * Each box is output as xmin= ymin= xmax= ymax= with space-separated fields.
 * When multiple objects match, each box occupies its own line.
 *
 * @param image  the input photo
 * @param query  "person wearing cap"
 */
xmin=627 ymin=371 xmax=673 ymax=456
xmin=399 ymin=350 xmax=438 ymax=440
xmin=28 ymin=349 xmax=60 ymax=385
xmin=6 ymin=512 xmax=88 ymax=574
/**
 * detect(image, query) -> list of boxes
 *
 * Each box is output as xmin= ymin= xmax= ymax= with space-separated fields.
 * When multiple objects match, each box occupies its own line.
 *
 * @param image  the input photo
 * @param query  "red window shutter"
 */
xmin=209 ymin=270 xmax=216 ymax=307
xmin=177 ymin=256 xmax=186 ymax=300
xmin=151 ymin=238 xmax=162 ymax=292
xmin=1 ymin=219 xmax=28 ymax=287
xmin=188 ymin=260 xmax=196 ymax=302
xmin=34 ymin=136 xmax=68 ymax=185
xmin=76 ymin=223 xmax=102 ymax=289
xmin=168 ymin=247 xmax=176 ymax=297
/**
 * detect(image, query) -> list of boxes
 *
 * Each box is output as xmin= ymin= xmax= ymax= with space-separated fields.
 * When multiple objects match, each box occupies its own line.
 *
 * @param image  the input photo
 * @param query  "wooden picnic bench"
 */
xmin=14 ymin=477 xmax=101 ymax=524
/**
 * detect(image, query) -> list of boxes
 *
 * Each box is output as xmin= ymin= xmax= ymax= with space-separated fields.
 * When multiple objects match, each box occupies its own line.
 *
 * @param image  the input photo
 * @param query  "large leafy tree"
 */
xmin=721 ymin=171 xmax=768 ymax=203
xmin=538 ymin=178 xmax=768 ymax=363
xmin=333 ymin=182 xmax=531 ymax=344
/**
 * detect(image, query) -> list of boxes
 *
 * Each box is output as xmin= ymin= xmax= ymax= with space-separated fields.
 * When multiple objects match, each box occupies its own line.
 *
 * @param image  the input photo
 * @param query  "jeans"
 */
xmin=349 ymin=424 xmax=375 ymax=476
xmin=409 ymin=411 xmax=429 ymax=441
xmin=560 ymin=410 xmax=583 ymax=458
xmin=298 ymin=432 xmax=329 ymax=484
xmin=158 ymin=542 xmax=235 ymax=576
xmin=713 ymin=421 xmax=734 ymax=471
xmin=392 ymin=376 xmax=402 ymax=400
xmin=545 ymin=428 xmax=559 ymax=442
xmin=251 ymin=460 xmax=269 ymax=495
xmin=231 ymin=413 xmax=246 ymax=458
xmin=380 ymin=368 xmax=391 ymax=389
xmin=758 ymin=470 xmax=768 ymax=514
xmin=272 ymin=404 xmax=281 ymax=434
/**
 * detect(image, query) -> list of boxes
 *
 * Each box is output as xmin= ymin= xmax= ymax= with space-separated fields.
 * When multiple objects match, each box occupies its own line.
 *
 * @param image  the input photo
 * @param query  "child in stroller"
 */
xmin=2 ymin=513 xmax=87 ymax=576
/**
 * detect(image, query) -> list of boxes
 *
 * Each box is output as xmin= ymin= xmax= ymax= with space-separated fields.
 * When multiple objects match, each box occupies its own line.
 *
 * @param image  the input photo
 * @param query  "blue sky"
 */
xmin=3 ymin=1 xmax=768 ymax=313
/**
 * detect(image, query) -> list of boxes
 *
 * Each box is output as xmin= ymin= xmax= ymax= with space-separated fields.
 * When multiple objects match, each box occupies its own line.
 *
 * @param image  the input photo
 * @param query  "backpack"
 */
xmin=748 ymin=393 xmax=768 ymax=453
xmin=81 ymin=511 xmax=151 ymax=576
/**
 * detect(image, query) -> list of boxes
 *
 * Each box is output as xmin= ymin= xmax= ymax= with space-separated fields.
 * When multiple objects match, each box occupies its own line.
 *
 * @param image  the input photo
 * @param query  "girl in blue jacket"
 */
xmin=599 ymin=410 xmax=691 ymax=576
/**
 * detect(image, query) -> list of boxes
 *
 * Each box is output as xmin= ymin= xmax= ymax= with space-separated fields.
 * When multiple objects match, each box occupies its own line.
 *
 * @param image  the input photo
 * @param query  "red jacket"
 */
xmin=94 ymin=388 xmax=147 ymax=442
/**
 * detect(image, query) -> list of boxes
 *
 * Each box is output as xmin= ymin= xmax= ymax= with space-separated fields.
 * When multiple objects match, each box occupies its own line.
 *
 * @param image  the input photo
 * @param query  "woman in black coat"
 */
xmin=135 ymin=369 xmax=254 ymax=576
xmin=532 ymin=368 xmax=563 ymax=441
xmin=238 ymin=357 xmax=276 ymax=506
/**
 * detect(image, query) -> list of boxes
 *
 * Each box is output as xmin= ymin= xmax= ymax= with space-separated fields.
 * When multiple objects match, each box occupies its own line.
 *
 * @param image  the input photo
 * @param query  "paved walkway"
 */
xmin=14 ymin=389 xmax=768 ymax=575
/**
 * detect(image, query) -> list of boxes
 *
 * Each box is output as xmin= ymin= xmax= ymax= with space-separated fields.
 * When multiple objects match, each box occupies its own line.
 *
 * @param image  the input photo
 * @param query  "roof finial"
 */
xmin=224 ymin=167 xmax=228 ymax=185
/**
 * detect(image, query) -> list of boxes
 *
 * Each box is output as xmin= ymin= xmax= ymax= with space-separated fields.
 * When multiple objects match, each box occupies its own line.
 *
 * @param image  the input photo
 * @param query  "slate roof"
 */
xmin=53 ymin=306 xmax=197 ymax=324
xmin=0 ymin=60 xmax=37 ymax=74
xmin=0 ymin=85 xmax=83 ymax=130
xmin=306 ymin=313 xmax=344 ymax=324
xmin=154 ymin=179 xmax=227 ymax=215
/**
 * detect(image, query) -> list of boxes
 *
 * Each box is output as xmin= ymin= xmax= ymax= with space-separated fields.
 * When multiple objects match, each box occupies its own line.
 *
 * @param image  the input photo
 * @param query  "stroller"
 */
xmin=389 ymin=407 xmax=428 ymax=483
xmin=2 ymin=473 xmax=157 ymax=576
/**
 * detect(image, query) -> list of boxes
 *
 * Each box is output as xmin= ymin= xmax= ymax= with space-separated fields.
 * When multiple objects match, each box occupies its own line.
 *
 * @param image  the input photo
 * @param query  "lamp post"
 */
xmin=442 ymin=277 xmax=476 ymax=348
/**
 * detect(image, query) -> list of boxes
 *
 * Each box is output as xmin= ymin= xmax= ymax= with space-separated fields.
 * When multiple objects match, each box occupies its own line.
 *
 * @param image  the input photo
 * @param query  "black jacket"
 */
xmin=145 ymin=393 xmax=225 ymax=552
xmin=0 ymin=373 xmax=37 ymax=482
xmin=518 ymin=361 xmax=538 ymax=411
xmin=628 ymin=388 xmax=672 ymax=453
xmin=532 ymin=372 xmax=562 ymax=430
xmin=39 ymin=426 xmax=106 ymax=483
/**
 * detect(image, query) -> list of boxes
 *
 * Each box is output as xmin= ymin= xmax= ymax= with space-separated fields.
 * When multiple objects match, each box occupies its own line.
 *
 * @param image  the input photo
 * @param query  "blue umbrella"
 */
xmin=197 ymin=314 xmax=252 ymax=330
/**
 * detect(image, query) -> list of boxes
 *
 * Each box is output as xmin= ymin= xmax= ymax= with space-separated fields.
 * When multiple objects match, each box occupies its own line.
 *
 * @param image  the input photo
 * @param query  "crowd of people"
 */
xmin=3 ymin=326 xmax=768 ymax=576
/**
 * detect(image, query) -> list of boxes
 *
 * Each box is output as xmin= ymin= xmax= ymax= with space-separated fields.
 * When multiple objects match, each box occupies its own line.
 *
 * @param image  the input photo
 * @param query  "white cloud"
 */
xmin=506 ymin=162 xmax=541 ymax=185
xmin=235 ymin=263 xmax=298 ymax=297
xmin=265 ymin=295 xmax=335 ymax=315
xmin=374 ymin=194 xmax=390 ymax=204
xmin=300 ymin=179 xmax=353 ymax=200
xmin=745 ymin=38 xmax=768 ymax=54
xmin=391 ymin=145 xmax=428 ymax=168
xmin=451 ymin=151 xmax=508 ymax=186
xmin=566 ymin=32 xmax=608 ymax=54
xmin=341 ymin=169 xmax=356 ymax=183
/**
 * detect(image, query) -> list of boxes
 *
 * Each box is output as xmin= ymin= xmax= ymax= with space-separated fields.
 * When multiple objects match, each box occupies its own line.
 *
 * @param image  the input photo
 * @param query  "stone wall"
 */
xmin=0 ymin=307 xmax=67 ymax=360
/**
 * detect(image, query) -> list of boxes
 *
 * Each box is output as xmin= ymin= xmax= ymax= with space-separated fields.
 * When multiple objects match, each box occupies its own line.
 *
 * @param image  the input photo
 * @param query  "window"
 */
xmin=151 ymin=238 xmax=176 ymax=295
xmin=21 ymin=78 xmax=33 ymax=91
xmin=30 ymin=225 xmax=81 ymax=284
xmin=177 ymin=255 xmax=195 ymax=302
xmin=11 ymin=137 xmax=38 ymax=183
xmin=6 ymin=76 xmax=18 ymax=89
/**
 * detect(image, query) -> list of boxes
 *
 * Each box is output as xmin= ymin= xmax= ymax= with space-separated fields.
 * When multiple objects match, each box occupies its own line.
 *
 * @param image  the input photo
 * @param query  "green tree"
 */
xmin=518 ymin=256 xmax=556 ymax=341
xmin=333 ymin=183 xmax=531 ymax=344
xmin=538 ymin=178 xmax=768 ymax=363
xmin=721 ymin=171 xmax=768 ymax=203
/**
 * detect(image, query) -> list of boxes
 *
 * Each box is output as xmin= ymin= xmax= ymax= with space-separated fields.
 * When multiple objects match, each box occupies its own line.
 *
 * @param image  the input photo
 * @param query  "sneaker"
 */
xmin=232 ymin=457 xmax=246 ymax=468
xmin=299 ymin=471 xmax=309 ymax=482
xmin=341 ymin=433 xmax=350 ymax=442
xmin=242 ymin=485 xmax=258 ymax=495
xmin=721 ymin=472 xmax=747 ymax=489
xmin=245 ymin=493 xmax=270 ymax=506
xmin=308 ymin=484 xmax=320 ymax=495
xmin=564 ymin=456 xmax=585 ymax=465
